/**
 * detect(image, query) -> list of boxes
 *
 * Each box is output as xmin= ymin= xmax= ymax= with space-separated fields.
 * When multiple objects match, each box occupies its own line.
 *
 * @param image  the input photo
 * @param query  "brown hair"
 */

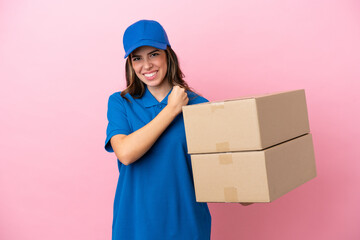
xmin=120 ymin=46 xmax=201 ymax=101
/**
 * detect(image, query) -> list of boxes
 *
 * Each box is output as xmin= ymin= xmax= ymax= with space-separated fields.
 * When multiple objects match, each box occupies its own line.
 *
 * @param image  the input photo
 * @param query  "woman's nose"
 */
xmin=143 ymin=59 xmax=153 ymax=69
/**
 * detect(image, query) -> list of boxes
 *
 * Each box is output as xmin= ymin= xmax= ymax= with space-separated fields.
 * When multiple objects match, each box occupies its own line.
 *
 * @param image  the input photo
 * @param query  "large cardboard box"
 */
xmin=182 ymin=89 xmax=310 ymax=154
xmin=191 ymin=134 xmax=316 ymax=203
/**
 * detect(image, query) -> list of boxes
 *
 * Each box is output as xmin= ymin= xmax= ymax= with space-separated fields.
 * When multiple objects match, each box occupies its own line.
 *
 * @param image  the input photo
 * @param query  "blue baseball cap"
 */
xmin=123 ymin=20 xmax=171 ymax=59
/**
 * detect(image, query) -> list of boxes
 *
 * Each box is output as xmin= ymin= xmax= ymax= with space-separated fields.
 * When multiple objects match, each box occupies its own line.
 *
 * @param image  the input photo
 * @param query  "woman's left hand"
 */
xmin=238 ymin=203 xmax=254 ymax=206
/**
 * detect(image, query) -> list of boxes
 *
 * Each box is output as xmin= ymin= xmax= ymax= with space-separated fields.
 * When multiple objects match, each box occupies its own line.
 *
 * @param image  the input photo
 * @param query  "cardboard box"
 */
xmin=182 ymin=89 xmax=310 ymax=154
xmin=191 ymin=134 xmax=316 ymax=203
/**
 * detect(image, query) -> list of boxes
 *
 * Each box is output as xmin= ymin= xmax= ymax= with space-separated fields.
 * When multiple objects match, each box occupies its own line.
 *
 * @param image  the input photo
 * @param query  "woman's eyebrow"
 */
xmin=148 ymin=50 xmax=160 ymax=55
xmin=132 ymin=50 xmax=159 ymax=58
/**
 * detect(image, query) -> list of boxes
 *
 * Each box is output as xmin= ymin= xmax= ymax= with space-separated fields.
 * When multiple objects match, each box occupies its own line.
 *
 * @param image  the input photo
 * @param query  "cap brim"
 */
xmin=124 ymin=40 xmax=168 ymax=59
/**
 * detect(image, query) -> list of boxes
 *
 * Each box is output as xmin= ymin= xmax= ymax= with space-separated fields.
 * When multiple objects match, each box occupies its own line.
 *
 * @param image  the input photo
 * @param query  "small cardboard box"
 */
xmin=182 ymin=89 xmax=310 ymax=154
xmin=191 ymin=134 xmax=316 ymax=203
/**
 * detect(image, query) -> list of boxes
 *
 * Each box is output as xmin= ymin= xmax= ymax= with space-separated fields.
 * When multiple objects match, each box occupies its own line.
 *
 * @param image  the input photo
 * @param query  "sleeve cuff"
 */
xmin=104 ymin=129 xmax=130 ymax=153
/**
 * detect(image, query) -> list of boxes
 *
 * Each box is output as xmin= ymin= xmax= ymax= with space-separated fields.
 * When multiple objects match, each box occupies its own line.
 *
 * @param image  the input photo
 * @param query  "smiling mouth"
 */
xmin=143 ymin=71 xmax=158 ymax=80
xmin=144 ymin=72 xmax=157 ymax=77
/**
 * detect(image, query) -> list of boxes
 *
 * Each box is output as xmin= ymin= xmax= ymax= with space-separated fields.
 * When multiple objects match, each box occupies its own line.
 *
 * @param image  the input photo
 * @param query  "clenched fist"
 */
xmin=167 ymin=85 xmax=189 ymax=116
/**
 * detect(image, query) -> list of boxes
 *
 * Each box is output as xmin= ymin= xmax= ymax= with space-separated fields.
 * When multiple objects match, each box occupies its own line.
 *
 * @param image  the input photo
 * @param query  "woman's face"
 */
xmin=130 ymin=46 xmax=168 ymax=89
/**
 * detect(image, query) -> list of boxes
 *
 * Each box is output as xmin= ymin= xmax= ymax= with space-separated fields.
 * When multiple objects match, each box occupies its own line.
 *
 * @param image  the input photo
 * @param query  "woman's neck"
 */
xmin=147 ymin=81 xmax=172 ymax=102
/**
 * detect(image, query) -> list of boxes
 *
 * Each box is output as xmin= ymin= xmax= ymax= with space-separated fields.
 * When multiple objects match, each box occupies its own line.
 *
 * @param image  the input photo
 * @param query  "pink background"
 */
xmin=1 ymin=0 xmax=360 ymax=239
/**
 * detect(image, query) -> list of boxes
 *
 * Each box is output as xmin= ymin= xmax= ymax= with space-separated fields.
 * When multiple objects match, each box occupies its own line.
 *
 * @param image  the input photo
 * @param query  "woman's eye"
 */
xmin=132 ymin=57 xmax=140 ymax=61
xmin=150 ymin=53 xmax=159 ymax=57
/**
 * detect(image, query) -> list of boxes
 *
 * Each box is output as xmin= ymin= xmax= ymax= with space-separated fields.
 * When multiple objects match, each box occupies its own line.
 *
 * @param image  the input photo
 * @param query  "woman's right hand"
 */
xmin=167 ymin=85 xmax=189 ymax=116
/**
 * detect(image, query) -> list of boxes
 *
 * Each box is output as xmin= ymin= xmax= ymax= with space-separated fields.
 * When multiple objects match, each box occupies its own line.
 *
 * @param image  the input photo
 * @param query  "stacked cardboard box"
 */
xmin=182 ymin=89 xmax=317 ymax=203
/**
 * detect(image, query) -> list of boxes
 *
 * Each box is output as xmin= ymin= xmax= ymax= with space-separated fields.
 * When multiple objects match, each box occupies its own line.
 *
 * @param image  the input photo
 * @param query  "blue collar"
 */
xmin=141 ymin=85 xmax=172 ymax=108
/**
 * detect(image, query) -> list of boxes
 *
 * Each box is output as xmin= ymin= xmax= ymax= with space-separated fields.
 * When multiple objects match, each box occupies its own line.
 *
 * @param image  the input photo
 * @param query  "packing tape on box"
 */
xmin=224 ymin=187 xmax=239 ymax=202
xmin=210 ymin=102 xmax=225 ymax=112
xmin=219 ymin=154 xmax=233 ymax=164
xmin=216 ymin=142 xmax=230 ymax=152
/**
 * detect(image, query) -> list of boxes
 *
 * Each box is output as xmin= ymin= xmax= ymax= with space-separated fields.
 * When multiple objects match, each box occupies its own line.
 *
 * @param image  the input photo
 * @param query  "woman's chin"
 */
xmin=146 ymin=80 xmax=166 ymax=88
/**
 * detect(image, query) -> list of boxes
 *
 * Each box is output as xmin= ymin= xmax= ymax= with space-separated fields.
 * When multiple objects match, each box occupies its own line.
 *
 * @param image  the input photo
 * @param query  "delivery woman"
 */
xmin=104 ymin=19 xmax=212 ymax=240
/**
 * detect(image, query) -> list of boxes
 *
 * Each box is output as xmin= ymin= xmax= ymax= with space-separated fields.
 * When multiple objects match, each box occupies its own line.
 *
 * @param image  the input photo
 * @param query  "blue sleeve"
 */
xmin=187 ymin=91 xmax=209 ymax=105
xmin=104 ymin=93 xmax=132 ymax=152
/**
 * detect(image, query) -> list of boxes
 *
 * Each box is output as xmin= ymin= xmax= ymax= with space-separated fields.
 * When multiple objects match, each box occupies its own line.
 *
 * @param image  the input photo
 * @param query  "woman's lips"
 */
xmin=143 ymin=71 xmax=158 ymax=80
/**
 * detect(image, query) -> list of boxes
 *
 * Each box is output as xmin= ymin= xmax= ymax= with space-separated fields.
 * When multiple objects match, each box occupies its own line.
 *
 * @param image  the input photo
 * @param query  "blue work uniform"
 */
xmin=104 ymin=85 xmax=212 ymax=240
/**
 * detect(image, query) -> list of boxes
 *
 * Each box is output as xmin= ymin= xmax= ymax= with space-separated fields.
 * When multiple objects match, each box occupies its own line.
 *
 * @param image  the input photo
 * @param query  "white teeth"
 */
xmin=144 ymin=72 xmax=156 ymax=77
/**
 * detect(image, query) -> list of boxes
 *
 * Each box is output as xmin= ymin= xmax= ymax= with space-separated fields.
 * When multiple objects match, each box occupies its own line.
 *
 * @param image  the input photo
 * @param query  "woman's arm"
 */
xmin=110 ymin=86 xmax=188 ymax=165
